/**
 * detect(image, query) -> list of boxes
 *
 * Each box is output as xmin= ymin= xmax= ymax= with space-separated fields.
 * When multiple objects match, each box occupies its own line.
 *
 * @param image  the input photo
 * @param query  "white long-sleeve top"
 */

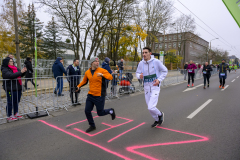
xmin=136 ymin=56 xmax=168 ymax=88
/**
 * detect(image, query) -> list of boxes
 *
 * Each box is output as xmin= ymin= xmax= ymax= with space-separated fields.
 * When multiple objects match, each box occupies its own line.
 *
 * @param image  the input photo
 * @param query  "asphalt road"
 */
xmin=0 ymin=70 xmax=240 ymax=160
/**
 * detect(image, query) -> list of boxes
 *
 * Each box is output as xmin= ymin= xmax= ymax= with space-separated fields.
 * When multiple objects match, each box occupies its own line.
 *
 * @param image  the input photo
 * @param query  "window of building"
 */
xmin=159 ymin=44 xmax=162 ymax=49
xmin=165 ymin=36 xmax=168 ymax=41
xmin=178 ymin=42 xmax=181 ymax=47
xmin=165 ymin=44 xmax=167 ymax=49
xmin=159 ymin=37 xmax=163 ymax=41
xmin=169 ymin=36 xmax=172 ymax=41
xmin=178 ymin=35 xmax=181 ymax=39
xmin=155 ymin=43 xmax=158 ymax=49
xmin=168 ymin=43 xmax=172 ymax=48
xmin=173 ymin=42 xmax=176 ymax=48
xmin=174 ymin=35 xmax=177 ymax=40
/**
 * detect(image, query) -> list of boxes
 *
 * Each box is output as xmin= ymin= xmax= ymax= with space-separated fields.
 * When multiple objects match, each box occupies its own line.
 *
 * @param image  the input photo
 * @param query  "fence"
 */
xmin=0 ymin=68 xmax=219 ymax=124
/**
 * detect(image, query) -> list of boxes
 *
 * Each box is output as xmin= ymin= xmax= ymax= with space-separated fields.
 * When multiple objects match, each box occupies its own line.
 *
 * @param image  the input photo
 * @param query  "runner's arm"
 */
xmin=77 ymin=74 xmax=88 ymax=88
xmin=102 ymin=69 xmax=113 ymax=80
xmin=136 ymin=61 xmax=143 ymax=79
xmin=156 ymin=60 xmax=168 ymax=82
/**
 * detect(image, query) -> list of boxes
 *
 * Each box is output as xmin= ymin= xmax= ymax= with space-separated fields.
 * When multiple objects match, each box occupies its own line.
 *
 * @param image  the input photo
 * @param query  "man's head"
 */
xmin=57 ymin=57 xmax=63 ymax=63
xmin=73 ymin=59 xmax=79 ymax=66
xmin=185 ymin=62 xmax=188 ymax=64
xmin=90 ymin=57 xmax=99 ymax=69
xmin=121 ymin=58 xmax=123 ymax=62
xmin=8 ymin=54 xmax=13 ymax=59
xmin=205 ymin=62 xmax=208 ymax=66
xmin=189 ymin=60 xmax=193 ymax=64
xmin=222 ymin=59 xmax=225 ymax=63
xmin=26 ymin=57 xmax=32 ymax=62
xmin=142 ymin=47 xmax=152 ymax=61
xmin=105 ymin=57 xmax=110 ymax=63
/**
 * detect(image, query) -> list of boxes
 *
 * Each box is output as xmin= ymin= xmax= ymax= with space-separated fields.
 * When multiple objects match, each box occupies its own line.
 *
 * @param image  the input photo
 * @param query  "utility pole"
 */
xmin=13 ymin=0 xmax=21 ymax=69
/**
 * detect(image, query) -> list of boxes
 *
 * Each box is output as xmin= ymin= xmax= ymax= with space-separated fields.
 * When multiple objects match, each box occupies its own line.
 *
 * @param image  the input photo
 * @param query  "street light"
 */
xmin=207 ymin=38 xmax=219 ymax=62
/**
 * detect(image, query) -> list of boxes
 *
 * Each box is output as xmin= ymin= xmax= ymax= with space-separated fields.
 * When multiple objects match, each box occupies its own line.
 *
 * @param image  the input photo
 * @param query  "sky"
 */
xmin=2 ymin=0 xmax=240 ymax=58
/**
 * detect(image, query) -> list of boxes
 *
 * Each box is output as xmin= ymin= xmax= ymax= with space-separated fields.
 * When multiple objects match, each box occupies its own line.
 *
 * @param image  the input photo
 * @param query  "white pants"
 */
xmin=144 ymin=86 xmax=161 ymax=121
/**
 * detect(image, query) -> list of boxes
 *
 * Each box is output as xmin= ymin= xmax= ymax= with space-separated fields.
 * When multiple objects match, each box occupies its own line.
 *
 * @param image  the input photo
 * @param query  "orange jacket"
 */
xmin=77 ymin=67 xmax=113 ymax=97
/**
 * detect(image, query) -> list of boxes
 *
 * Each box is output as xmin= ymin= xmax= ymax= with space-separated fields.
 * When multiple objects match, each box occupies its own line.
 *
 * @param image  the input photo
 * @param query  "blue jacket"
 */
xmin=52 ymin=58 xmax=67 ymax=79
xmin=67 ymin=64 xmax=81 ymax=87
xmin=102 ymin=62 xmax=112 ymax=74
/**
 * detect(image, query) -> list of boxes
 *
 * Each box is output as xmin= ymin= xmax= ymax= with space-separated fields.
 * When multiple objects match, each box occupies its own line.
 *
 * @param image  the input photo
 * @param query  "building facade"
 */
xmin=148 ymin=32 xmax=209 ymax=64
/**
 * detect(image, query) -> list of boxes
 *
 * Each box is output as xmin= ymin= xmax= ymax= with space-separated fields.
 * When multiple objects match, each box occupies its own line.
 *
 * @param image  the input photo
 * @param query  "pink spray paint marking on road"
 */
xmin=66 ymin=116 xmax=99 ymax=127
xmin=126 ymin=126 xmax=209 ymax=160
xmin=39 ymin=120 xmax=133 ymax=160
xmin=74 ymin=116 xmax=133 ymax=136
xmin=108 ymin=122 xmax=146 ymax=143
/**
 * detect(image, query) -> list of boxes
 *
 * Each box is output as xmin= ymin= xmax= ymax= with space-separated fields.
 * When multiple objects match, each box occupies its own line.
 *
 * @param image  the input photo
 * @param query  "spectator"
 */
xmin=24 ymin=57 xmax=38 ymax=90
xmin=1 ymin=57 xmax=27 ymax=121
xmin=184 ymin=62 xmax=188 ymax=80
xmin=118 ymin=58 xmax=124 ymax=79
xmin=111 ymin=70 xmax=118 ymax=97
xmin=67 ymin=59 xmax=81 ymax=106
xmin=52 ymin=57 xmax=67 ymax=96
xmin=102 ymin=57 xmax=112 ymax=91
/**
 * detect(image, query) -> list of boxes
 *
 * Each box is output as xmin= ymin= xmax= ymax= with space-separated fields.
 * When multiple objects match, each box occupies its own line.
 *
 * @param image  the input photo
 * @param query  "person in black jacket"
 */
xmin=1 ymin=57 xmax=27 ymax=121
xmin=67 ymin=59 xmax=81 ymax=105
xmin=24 ymin=57 xmax=37 ymax=89
xmin=202 ymin=62 xmax=212 ymax=89
xmin=217 ymin=59 xmax=229 ymax=89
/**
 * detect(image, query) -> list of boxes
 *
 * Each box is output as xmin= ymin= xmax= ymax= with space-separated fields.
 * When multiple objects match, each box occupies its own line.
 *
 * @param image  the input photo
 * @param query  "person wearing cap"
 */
xmin=217 ymin=59 xmax=229 ymax=89
xmin=76 ymin=57 xmax=116 ymax=133
xmin=52 ymin=57 xmax=67 ymax=96
xmin=102 ymin=57 xmax=112 ymax=94
xmin=24 ymin=57 xmax=38 ymax=90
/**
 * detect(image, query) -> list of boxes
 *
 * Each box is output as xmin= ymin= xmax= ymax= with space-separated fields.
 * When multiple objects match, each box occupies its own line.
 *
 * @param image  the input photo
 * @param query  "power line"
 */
xmin=175 ymin=0 xmax=240 ymax=55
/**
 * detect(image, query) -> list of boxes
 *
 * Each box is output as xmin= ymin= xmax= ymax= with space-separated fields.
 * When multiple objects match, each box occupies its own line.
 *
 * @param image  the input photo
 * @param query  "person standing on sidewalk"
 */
xmin=76 ymin=57 xmax=116 ymax=133
xmin=1 ymin=57 xmax=27 ymax=121
xmin=24 ymin=57 xmax=38 ymax=90
xmin=67 ymin=59 xmax=81 ymax=106
xmin=136 ymin=47 xmax=168 ymax=128
xmin=186 ymin=60 xmax=197 ymax=87
xmin=118 ymin=58 xmax=124 ymax=80
xmin=218 ymin=59 xmax=228 ymax=89
xmin=202 ymin=62 xmax=212 ymax=89
xmin=184 ymin=62 xmax=188 ymax=80
xmin=102 ymin=57 xmax=112 ymax=95
xmin=52 ymin=57 xmax=67 ymax=96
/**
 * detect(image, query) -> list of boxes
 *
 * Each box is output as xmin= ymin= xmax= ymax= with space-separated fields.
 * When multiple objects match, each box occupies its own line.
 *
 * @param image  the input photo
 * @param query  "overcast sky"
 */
xmin=2 ymin=0 xmax=240 ymax=58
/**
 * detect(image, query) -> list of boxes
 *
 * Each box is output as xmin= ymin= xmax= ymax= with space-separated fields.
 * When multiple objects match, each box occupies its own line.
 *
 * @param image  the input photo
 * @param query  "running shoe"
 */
xmin=110 ymin=108 xmax=116 ymax=120
xmin=222 ymin=86 xmax=225 ymax=89
xmin=187 ymin=84 xmax=190 ymax=87
xmin=219 ymin=85 xmax=222 ymax=88
xmin=86 ymin=126 xmax=96 ymax=133
xmin=208 ymin=84 xmax=209 ymax=87
xmin=158 ymin=112 xmax=164 ymax=126
xmin=203 ymin=86 xmax=206 ymax=89
xmin=7 ymin=116 xmax=18 ymax=122
xmin=14 ymin=113 xmax=23 ymax=119
xmin=151 ymin=121 xmax=159 ymax=128
xmin=192 ymin=83 xmax=194 ymax=87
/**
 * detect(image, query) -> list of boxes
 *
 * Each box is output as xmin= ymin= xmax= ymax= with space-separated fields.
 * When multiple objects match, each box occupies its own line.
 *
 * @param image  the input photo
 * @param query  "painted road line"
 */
xmin=237 ymin=76 xmax=239 ymax=78
xmin=183 ymin=84 xmax=203 ymax=92
xmin=221 ymin=85 xmax=229 ymax=91
xmin=187 ymin=99 xmax=213 ymax=119
xmin=231 ymin=79 xmax=236 ymax=82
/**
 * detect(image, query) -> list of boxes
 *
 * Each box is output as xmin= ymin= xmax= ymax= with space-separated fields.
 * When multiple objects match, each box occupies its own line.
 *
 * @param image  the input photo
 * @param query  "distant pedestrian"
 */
xmin=24 ymin=57 xmax=38 ymax=90
xmin=102 ymin=57 xmax=112 ymax=93
xmin=52 ymin=57 xmax=67 ymax=96
xmin=67 ymin=59 xmax=81 ymax=105
xmin=1 ymin=57 xmax=27 ymax=121
xmin=118 ymin=58 xmax=124 ymax=80
xmin=186 ymin=60 xmax=197 ymax=87
xmin=217 ymin=59 xmax=228 ymax=89
xmin=202 ymin=62 xmax=212 ymax=89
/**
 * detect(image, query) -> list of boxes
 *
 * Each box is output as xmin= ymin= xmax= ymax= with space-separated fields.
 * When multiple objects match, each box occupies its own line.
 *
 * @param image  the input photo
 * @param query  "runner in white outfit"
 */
xmin=136 ymin=47 xmax=168 ymax=127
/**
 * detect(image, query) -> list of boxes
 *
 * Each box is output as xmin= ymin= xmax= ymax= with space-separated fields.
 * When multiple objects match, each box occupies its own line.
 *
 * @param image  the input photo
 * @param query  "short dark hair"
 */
xmin=73 ymin=59 xmax=78 ymax=63
xmin=143 ymin=47 xmax=151 ymax=52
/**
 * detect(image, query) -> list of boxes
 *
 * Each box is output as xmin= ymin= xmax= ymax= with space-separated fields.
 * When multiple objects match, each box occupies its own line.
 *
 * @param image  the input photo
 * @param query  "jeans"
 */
xmin=85 ymin=94 xmax=111 ymax=127
xmin=119 ymin=70 xmax=123 ymax=80
xmin=6 ymin=90 xmax=22 ymax=117
xmin=55 ymin=77 xmax=63 ymax=95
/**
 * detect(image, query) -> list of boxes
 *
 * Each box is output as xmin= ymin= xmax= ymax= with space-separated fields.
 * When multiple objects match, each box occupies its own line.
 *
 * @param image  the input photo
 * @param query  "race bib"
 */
xmin=220 ymin=73 xmax=225 ymax=76
xmin=144 ymin=74 xmax=157 ymax=84
xmin=203 ymin=71 xmax=207 ymax=74
xmin=188 ymin=69 xmax=192 ymax=72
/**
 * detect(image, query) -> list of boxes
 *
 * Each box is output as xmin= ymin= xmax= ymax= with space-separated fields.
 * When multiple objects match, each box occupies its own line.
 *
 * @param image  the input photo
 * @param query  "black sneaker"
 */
xmin=110 ymin=108 xmax=116 ymax=120
xmin=54 ymin=90 xmax=57 ymax=94
xmin=158 ymin=112 xmax=164 ymax=126
xmin=86 ymin=126 xmax=96 ymax=133
xmin=208 ymin=84 xmax=209 ymax=88
xmin=151 ymin=121 xmax=159 ymax=128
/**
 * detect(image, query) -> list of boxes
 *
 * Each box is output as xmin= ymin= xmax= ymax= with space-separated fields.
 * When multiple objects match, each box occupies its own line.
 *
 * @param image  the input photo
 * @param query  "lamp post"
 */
xmin=207 ymin=38 xmax=219 ymax=62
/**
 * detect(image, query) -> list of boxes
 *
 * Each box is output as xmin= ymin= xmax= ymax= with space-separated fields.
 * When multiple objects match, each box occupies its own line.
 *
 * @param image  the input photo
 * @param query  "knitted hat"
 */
xmin=89 ymin=57 xmax=99 ymax=64
xmin=105 ymin=57 xmax=110 ymax=63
